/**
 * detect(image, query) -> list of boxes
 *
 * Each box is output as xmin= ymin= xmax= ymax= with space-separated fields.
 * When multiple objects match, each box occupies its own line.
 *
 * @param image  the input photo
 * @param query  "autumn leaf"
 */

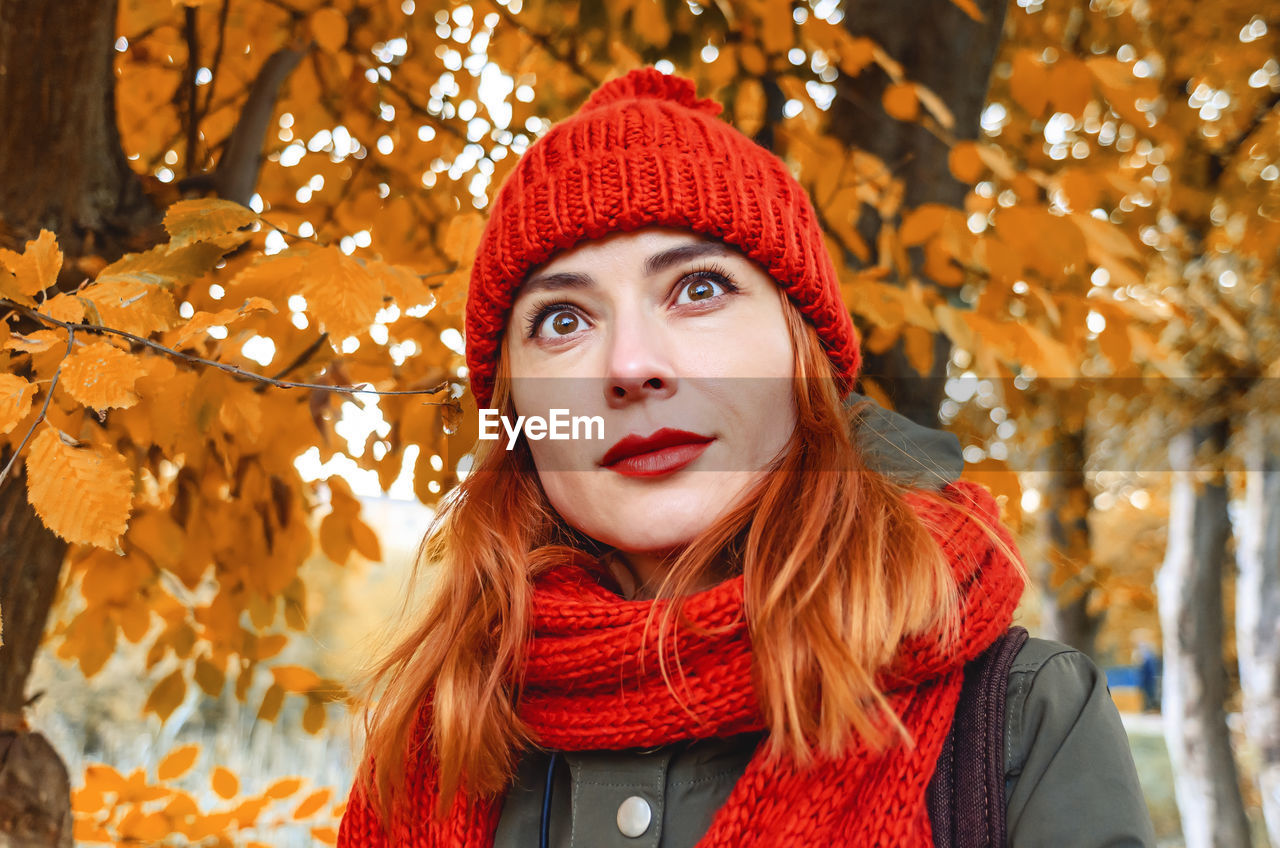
xmin=271 ymin=664 xmax=322 ymax=693
xmin=302 ymin=699 xmax=326 ymax=734
xmin=900 ymin=204 xmax=952 ymax=247
xmin=258 ymin=682 xmax=285 ymax=722
xmin=156 ymin=744 xmax=200 ymax=781
xmin=25 ymin=428 xmax=134 ymax=549
xmin=164 ymin=198 xmax=258 ymax=247
xmin=310 ymin=8 xmax=348 ymax=53
xmin=0 ymin=229 xmax=62 ymax=302
xmin=294 ymin=246 xmax=384 ymax=344
xmin=264 ymin=777 xmax=303 ymax=800
xmin=94 ymin=241 xmax=228 ymax=291
xmin=0 ymin=373 xmax=37 ymax=435
xmin=79 ymin=278 xmax=181 ymax=336
xmin=144 ymin=669 xmax=187 ymax=721
xmin=293 ymin=788 xmax=332 ymax=820
xmin=211 ymin=766 xmax=240 ymax=799
xmin=632 ymin=0 xmax=671 ymax=49
xmin=59 ymin=341 xmax=148 ymax=410
xmin=1009 ymin=50 xmax=1048 ymax=116
xmin=882 ymin=82 xmax=919 ymax=121
xmin=311 ymin=826 xmax=339 ymax=845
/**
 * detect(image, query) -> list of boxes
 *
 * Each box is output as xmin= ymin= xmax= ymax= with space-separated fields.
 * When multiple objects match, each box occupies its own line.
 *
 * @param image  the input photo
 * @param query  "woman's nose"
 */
xmin=604 ymin=314 xmax=677 ymax=406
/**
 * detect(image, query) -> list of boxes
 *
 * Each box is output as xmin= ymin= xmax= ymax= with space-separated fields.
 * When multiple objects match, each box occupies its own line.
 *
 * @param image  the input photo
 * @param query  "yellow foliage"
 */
xmin=144 ymin=668 xmax=187 ymax=721
xmin=311 ymin=7 xmax=349 ymax=53
xmin=882 ymin=82 xmax=920 ymax=121
xmin=0 ymin=373 xmax=37 ymax=435
xmin=59 ymin=341 xmax=147 ymax=410
xmin=0 ymin=229 xmax=62 ymax=304
xmin=163 ymin=198 xmax=258 ymax=247
xmin=25 ymin=428 xmax=134 ymax=549
xmin=211 ymin=766 xmax=240 ymax=799
xmin=156 ymin=744 xmax=200 ymax=781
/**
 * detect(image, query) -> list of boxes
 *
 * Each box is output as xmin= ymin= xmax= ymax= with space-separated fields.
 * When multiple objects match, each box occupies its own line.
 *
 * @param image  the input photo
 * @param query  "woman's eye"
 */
xmin=676 ymin=276 xmax=726 ymax=305
xmin=535 ymin=309 xmax=583 ymax=338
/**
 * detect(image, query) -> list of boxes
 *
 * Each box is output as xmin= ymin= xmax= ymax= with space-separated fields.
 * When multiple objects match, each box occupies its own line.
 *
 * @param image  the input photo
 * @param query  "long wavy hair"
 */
xmin=349 ymin=291 xmax=981 ymax=824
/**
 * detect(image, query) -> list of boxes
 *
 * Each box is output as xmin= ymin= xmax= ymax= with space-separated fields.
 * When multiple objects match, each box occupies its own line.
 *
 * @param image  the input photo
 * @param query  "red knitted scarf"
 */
xmin=337 ymin=480 xmax=1025 ymax=847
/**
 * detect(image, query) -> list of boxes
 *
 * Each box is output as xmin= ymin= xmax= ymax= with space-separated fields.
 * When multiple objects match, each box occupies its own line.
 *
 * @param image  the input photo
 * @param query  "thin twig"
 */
xmin=200 ymin=0 xmax=232 ymax=123
xmin=491 ymin=4 xmax=601 ymax=88
xmin=0 ymin=326 xmax=75 ymax=486
xmin=4 ymin=301 xmax=452 ymax=399
xmin=184 ymin=6 xmax=201 ymax=177
xmin=258 ymin=332 xmax=329 ymax=391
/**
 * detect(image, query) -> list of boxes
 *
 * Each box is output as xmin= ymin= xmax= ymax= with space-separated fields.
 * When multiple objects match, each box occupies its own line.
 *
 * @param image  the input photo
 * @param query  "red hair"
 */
xmin=348 ymin=293 xmax=972 ymax=823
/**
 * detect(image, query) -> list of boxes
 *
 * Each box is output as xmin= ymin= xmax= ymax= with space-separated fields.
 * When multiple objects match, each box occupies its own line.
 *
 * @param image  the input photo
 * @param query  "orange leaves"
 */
xmin=0 ymin=374 xmax=37 ymax=435
xmin=271 ymin=664 xmax=323 ymax=693
xmin=632 ymin=0 xmax=672 ymax=49
xmin=882 ymin=83 xmax=920 ymax=122
xmin=163 ymin=198 xmax=258 ymax=248
xmin=228 ymin=243 xmax=400 ymax=346
xmin=310 ymin=7 xmax=349 ymax=53
xmin=319 ymin=475 xmax=382 ymax=565
xmin=294 ymin=788 xmax=333 ymax=820
xmin=60 ymin=341 xmax=148 ymax=410
xmin=1010 ymin=50 xmax=1050 ymax=117
xmin=74 ymin=747 xmax=343 ymax=845
xmin=144 ymin=668 xmax=187 ymax=721
xmin=212 ymin=767 xmax=240 ymax=799
xmin=157 ymin=745 xmax=200 ymax=781
xmin=304 ymin=248 xmax=386 ymax=344
xmin=0 ymin=229 xmax=62 ymax=305
xmin=25 ymin=428 xmax=134 ymax=549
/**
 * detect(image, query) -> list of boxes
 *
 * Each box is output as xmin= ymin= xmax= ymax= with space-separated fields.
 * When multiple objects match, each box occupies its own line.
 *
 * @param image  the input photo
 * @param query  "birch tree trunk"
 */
xmin=1237 ymin=412 xmax=1280 ymax=846
xmin=1156 ymin=420 xmax=1252 ymax=847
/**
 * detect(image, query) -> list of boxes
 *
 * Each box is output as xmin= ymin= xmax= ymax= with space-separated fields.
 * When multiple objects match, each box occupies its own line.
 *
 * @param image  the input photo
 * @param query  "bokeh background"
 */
xmin=1 ymin=0 xmax=1278 ymax=845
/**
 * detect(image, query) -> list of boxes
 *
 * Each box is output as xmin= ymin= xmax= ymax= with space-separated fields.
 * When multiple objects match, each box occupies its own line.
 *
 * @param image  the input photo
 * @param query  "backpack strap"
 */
xmin=926 ymin=625 xmax=1030 ymax=847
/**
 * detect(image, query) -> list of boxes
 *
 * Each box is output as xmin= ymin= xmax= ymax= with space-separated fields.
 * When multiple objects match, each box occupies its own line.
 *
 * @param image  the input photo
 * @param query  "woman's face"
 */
xmin=504 ymin=226 xmax=797 ymax=557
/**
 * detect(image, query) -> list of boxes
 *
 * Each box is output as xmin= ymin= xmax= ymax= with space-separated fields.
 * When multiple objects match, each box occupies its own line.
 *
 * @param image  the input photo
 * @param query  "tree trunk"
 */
xmin=0 ymin=0 xmax=156 ymax=255
xmin=1156 ymin=420 xmax=1252 ymax=848
xmin=832 ymin=0 xmax=1007 ymax=426
xmin=0 ymin=1 xmax=155 ymax=845
xmin=1041 ymin=409 xmax=1103 ymax=658
xmin=1237 ymin=411 xmax=1280 ymax=846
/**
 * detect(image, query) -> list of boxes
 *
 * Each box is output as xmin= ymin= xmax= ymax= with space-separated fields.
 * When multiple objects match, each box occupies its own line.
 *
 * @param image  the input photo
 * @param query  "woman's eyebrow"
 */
xmin=519 ymin=241 xmax=737 ymax=298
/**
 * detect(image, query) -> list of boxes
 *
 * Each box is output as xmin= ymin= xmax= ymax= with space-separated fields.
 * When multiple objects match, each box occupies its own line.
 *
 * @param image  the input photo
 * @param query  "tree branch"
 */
xmin=183 ymin=6 xmax=201 ymax=177
xmin=3 ymin=300 xmax=451 ymax=399
xmin=491 ymin=5 xmax=601 ymax=88
xmin=199 ymin=0 xmax=232 ymax=125
xmin=213 ymin=44 xmax=308 ymax=205
xmin=0 ymin=326 xmax=74 ymax=488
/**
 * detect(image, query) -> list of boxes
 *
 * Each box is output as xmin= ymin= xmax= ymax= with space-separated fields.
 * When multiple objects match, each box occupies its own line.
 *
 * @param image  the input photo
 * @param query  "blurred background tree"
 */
xmin=0 ymin=0 xmax=1277 ymax=845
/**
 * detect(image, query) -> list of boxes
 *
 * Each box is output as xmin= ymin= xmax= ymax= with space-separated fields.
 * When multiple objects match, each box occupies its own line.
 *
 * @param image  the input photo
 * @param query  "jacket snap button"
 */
xmin=616 ymin=796 xmax=651 ymax=838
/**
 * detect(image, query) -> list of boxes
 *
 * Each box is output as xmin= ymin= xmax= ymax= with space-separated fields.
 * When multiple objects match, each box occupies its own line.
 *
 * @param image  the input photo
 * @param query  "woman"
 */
xmin=337 ymin=67 xmax=1155 ymax=846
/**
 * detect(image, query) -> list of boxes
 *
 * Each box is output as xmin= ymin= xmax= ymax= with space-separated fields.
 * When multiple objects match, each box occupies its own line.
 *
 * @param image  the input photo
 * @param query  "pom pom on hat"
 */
xmin=581 ymin=66 xmax=723 ymax=117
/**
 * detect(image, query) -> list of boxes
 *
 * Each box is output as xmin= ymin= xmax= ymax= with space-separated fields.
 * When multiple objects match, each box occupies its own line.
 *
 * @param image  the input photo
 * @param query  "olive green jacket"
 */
xmin=493 ymin=396 xmax=1157 ymax=847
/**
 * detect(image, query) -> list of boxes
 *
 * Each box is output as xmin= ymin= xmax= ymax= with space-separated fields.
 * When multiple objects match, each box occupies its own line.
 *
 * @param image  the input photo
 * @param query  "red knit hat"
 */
xmin=464 ymin=66 xmax=860 ymax=407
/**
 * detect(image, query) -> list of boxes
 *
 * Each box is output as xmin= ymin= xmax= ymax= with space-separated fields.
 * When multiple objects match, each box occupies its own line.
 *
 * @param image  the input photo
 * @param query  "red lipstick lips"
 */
xmin=600 ymin=428 xmax=714 ymax=477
